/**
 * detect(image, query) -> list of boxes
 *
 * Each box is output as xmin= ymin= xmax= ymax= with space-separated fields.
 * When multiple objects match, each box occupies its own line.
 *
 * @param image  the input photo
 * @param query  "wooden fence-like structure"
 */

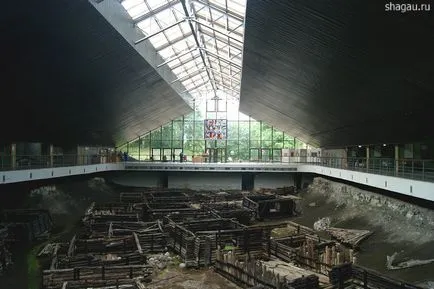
xmin=43 ymin=264 xmax=152 ymax=289
xmin=165 ymin=218 xmax=270 ymax=267
xmin=329 ymin=263 xmax=424 ymax=289
xmin=242 ymin=194 xmax=300 ymax=220
xmin=215 ymin=250 xmax=320 ymax=289
xmin=267 ymin=236 xmax=353 ymax=276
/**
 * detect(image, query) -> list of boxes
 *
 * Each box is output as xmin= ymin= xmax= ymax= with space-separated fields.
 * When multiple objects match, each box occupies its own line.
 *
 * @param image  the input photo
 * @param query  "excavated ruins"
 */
xmin=9 ymin=183 xmax=423 ymax=289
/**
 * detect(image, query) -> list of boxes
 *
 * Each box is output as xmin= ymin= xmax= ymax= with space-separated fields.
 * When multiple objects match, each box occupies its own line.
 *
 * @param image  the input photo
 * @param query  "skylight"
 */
xmin=121 ymin=0 xmax=246 ymax=105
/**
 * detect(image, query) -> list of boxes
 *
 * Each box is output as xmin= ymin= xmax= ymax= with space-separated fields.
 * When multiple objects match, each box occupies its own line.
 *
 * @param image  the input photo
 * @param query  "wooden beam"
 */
xmin=133 ymin=232 xmax=143 ymax=254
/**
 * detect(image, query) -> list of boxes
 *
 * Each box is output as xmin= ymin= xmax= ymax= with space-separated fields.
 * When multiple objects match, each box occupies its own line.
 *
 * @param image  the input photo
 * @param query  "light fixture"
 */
xmin=383 ymin=144 xmax=387 ymax=147
xmin=358 ymin=145 xmax=362 ymax=148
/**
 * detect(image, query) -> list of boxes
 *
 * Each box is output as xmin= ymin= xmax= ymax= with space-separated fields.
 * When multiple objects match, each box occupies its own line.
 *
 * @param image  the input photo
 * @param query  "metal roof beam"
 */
xmin=195 ymin=13 xmax=243 ymax=37
xmin=206 ymin=66 xmax=240 ymax=83
xmin=170 ymin=53 xmax=201 ymax=70
xmin=135 ymin=19 xmax=185 ymax=45
xmin=157 ymin=47 xmax=198 ymax=68
xmin=201 ymin=48 xmax=242 ymax=69
xmin=154 ymin=30 xmax=193 ymax=51
xmin=171 ymin=67 xmax=205 ymax=84
xmin=192 ymin=0 xmax=244 ymax=21
xmin=180 ymin=0 xmax=218 ymax=96
xmin=192 ymin=19 xmax=243 ymax=44
xmin=199 ymin=28 xmax=243 ymax=50
xmin=133 ymin=0 xmax=179 ymax=24
xmin=181 ymin=80 xmax=210 ymax=93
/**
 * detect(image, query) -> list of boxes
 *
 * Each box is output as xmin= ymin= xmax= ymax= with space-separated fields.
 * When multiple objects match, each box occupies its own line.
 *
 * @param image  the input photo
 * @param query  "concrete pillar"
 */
xmin=395 ymin=145 xmax=399 ymax=175
xmin=366 ymin=146 xmax=370 ymax=171
xmin=11 ymin=143 xmax=16 ymax=170
xmin=49 ymin=144 xmax=54 ymax=167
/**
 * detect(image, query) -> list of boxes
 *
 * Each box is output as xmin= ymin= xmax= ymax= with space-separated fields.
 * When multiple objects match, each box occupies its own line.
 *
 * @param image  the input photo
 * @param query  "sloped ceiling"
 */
xmin=239 ymin=0 xmax=434 ymax=148
xmin=0 ymin=0 xmax=191 ymax=146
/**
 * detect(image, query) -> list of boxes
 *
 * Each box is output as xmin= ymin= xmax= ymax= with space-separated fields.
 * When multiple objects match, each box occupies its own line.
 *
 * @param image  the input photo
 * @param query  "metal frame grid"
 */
xmin=121 ymin=0 xmax=246 ymax=104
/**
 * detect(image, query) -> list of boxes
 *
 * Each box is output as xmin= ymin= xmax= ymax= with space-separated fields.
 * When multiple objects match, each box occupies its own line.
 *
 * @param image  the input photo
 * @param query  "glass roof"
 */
xmin=121 ymin=0 xmax=246 ymax=105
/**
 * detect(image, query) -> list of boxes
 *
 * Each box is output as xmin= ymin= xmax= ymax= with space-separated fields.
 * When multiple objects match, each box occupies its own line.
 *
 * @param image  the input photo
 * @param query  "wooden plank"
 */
xmin=133 ymin=232 xmax=143 ymax=254
xmin=67 ymin=235 xmax=76 ymax=257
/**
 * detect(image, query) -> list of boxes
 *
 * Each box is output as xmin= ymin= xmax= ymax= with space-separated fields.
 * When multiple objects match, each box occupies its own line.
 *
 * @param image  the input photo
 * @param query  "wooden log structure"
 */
xmin=147 ymin=191 xmax=191 ymax=203
xmin=325 ymin=227 xmax=373 ymax=248
xmin=329 ymin=263 xmax=424 ymax=289
xmin=2 ymin=209 xmax=53 ymax=241
xmin=267 ymin=234 xmax=350 ymax=276
xmin=119 ymin=192 xmax=146 ymax=203
xmin=215 ymin=250 xmax=320 ymax=289
xmin=58 ymin=279 xmax=145 ymax=289
xmin=0 ymin=226 xmax=12 ymax=273
xmin=42 ymin=264 xmax=153 ymax=289
xmin=242 ymin=194 xmax=301 ymax=220
xmin=201 ymin=202 xmax=254 ymax=225
xmin=165 ymin=218 xmax=272 ymax=267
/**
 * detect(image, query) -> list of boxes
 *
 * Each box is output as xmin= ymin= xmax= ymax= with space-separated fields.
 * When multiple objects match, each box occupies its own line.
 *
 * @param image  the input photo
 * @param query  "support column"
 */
xmin=11 ymin=143 xmax=16 ymax=170
xmin=395 ymin=145 xmax=399 ymax=175
xmin=49 ymin=144 xmax=54 ymax=167
xmin=366 ymin=146 xmax=370 ymax=171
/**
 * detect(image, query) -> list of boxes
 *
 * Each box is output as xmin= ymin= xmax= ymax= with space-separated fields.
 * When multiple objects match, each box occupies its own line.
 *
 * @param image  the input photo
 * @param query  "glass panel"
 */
xmin=227 ymin=141 xmax=239 ymax=162
xmin=151 ymin=149 xmax=160 ymax=160
xmin=226 ymin=121 xmax=238 ymax=140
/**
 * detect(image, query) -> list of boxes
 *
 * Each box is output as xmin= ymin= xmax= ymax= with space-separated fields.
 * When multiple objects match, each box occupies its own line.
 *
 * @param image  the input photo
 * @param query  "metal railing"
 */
xmin=307 ymin=157 xmax=434 ymax=182
xmin=0 ymin=154 xmax=120 ymax=171
xmin=1 ymin=154 xmax=434 ymax=183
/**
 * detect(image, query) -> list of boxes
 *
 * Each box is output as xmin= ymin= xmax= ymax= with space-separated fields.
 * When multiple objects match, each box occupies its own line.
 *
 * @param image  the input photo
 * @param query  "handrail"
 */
xmin=1 ymin=154 xmax=434 ymax=183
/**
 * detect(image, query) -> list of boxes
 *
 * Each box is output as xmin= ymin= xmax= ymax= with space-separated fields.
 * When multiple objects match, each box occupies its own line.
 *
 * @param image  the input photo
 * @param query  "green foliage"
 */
xmin=121 ymin=109 xmax=306 ymax=161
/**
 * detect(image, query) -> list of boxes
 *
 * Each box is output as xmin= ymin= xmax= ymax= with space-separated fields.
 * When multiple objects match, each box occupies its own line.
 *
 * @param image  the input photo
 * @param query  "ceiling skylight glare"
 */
xmin=120 ymin=0 xmax=247 ymax=104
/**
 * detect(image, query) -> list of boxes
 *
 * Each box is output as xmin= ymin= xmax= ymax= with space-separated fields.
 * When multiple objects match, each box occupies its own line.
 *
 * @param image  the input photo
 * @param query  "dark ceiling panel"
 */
xmin=0 ymin=0 xmax=191 ymax=146
xmin=240 ymin=0 xmax=434 ymax=148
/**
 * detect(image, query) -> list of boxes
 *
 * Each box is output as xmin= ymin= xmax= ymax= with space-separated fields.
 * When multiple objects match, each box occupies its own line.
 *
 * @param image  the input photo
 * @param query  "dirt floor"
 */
xmin=146 ymin=266 xmax=241 ymax=289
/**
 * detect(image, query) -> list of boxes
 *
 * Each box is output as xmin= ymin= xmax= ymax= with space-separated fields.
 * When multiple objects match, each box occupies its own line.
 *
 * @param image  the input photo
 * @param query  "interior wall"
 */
xmin=168 ymin=172 xmax=242 ymax=190
xmin=254 ymin=173 xmax=294 ymax=189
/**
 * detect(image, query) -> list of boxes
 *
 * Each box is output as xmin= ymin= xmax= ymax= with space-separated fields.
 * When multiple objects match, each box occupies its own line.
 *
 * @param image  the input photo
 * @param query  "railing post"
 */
xmin=412 ymin=160 xmax=414 ymax=179
xmin=422 ymin=160 xmax=425 ymax=181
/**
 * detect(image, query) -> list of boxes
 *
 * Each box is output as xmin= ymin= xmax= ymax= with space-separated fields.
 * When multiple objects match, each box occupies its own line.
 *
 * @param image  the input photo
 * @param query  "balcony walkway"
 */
xmin=1 ymin=158 xmax=433 ymax=202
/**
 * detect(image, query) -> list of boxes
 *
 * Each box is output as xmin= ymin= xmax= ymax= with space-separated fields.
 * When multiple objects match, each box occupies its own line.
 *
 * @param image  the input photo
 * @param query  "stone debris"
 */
xmin=386 ymin=251 xmax=434 ymax=270
xmin=148 ymin=252 xmax=180 ymax=270
xmin=313 ymin=217 xmax=331 ymax=231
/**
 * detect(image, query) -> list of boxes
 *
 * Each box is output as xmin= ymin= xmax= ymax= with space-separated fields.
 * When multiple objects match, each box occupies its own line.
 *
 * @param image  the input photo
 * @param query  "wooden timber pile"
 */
xmin=215 ymin=250 xmax=320 ymax=289
xmin=165 ymin=218 xmax=270 ymax=267
xmin=60 ymin=279 xmax=144 ymax=289
xmin=120 ymin=192 xmax=146 ymax=203
xmin=53 ymin=233 xmax=147 ymax=269
xmin=258 ymin=186 xmax=296 ymax=196
xmin=202 ymin=202 xmax=254 ymax=225
xmin=325 ymin=227 xmax=373 ymax=248
xmin=145 ymin=190 xmax=191 ymax=203
xmin=73 ymin=235 xmax=137 ymax=255
xmin=143 ymin=202 xmax=198 ymax=221
xmin=267 ymin=233 xmax=353 ymax=276
xmin=86 ymin=221 xmax=161 ymax=238
xmin=328 ymin=263 xmax=424 ymax=289
xmin=42 ymin=264 xmax=153 ymax=289
xmin=83 ymin=202 xmax=142 ymax=224
xmin=2 ymin=209 xmax=53 ymax=241
xmin=164 ymin=210 xmax=218 ymax=224
xmin=0 ymin=226 xmax=12 ymax=273
xmin=243 ymin=194 xmax=301 ymax=220
xmin=165 ymin=221 xmax=196 ymax=266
